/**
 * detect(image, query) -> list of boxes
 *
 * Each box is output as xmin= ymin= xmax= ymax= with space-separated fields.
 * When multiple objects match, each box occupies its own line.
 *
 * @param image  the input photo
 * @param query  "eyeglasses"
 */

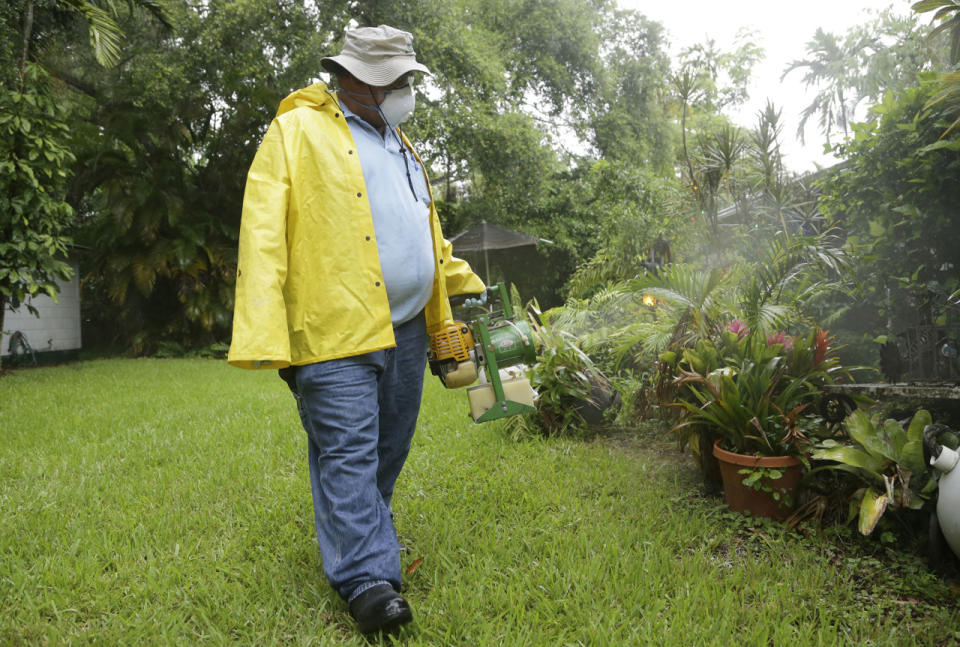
xmin=383 ymin=74 xmax=414 ymax=92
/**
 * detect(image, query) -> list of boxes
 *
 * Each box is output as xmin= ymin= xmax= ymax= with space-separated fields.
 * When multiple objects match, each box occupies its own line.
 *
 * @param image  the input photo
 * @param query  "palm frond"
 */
xmin=59 ymin=0 xmax=125 ymax=67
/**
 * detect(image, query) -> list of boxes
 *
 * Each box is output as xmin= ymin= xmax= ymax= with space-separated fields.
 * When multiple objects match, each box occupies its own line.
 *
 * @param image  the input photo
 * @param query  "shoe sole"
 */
xmin=359 ymin=610 xmax=412 ymax=635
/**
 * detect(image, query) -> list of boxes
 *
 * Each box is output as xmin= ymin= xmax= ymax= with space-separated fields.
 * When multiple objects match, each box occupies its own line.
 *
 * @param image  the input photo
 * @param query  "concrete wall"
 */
xmin=2 ymin=264 xmax=82 ymax=357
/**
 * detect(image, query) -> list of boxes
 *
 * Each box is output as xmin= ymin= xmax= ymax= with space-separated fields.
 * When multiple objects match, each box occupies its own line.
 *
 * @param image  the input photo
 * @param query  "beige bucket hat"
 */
xmin=321 ymin=25 xmax=431 ymax=86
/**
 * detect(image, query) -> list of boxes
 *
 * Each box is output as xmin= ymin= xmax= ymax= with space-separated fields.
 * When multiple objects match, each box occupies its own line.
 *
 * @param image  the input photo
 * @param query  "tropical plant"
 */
xmin=56 ymin=0 xmax=171 ymax=67
xmin=631 ymin=264 xmax=733 ymax=347
xmin=811 ymin=409 xmax=938 ymax=535
xmin=671 ymin=34 xmax=763 ymax=238
xmin=515 ymin=303 xmax=619 ymax=438
xmin=914 ymin=0 xmax=960 ymax=64
xmin=544 ymin=228 xmax=854 ymax=442
xmin=735 ymin=229 xmax=852 ymax=334
xmin=781 ymin=27 xmax=876 ymax=145
xmin=11 ymin=0 xmax=172 ymax=73
xmin=693 ymin=122 xmax=745 ymax=234
xmin=914 ymin=0 xmax=960 ymax=136
xmin=667 ymin=325 xmax=845 ymax=459
xmin=639 ymin=230 xmax=850 ymax=354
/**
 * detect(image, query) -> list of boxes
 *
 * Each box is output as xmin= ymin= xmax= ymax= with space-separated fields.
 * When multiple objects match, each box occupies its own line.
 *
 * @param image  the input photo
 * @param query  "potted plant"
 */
xmin=667 ymin=323 xmax=845 ymax=519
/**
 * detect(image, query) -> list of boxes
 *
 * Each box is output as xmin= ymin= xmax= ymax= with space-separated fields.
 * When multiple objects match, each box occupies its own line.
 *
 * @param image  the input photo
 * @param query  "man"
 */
xmin=227 ymin=24 xmax=484 ymax=635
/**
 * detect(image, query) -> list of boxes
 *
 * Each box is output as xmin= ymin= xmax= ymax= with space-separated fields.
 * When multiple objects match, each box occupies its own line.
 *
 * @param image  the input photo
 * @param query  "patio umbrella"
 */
xmin=449 ymin=221 xmax=550 ymax=285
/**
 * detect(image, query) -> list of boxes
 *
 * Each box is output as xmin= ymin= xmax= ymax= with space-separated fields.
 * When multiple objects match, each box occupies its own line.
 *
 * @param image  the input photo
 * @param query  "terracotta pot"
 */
xmin=712 ymin=441 xmax=803 ymax=520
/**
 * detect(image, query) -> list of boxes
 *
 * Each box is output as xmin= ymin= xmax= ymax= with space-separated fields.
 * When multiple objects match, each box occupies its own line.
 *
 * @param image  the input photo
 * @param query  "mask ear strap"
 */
xmin=367 ymin=86 xmax=400 ymax=138
xmin=348 ymin=84 xmax=419 ymax=198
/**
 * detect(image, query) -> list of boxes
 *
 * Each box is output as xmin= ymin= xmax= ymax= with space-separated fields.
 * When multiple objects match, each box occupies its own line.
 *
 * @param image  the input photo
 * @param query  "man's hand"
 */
xmin=449 ymin=290 xmax=487 ymax=308
xmin=462 ymin=291 xmax=487 ymax=308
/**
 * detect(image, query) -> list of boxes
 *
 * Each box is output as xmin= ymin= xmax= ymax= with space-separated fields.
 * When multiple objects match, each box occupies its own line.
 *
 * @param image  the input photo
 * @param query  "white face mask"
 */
xmin=377 ymin=84 xmax=415 ymax=129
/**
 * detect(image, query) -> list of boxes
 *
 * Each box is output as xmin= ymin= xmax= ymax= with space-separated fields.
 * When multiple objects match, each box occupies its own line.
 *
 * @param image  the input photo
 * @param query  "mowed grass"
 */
xmin=1 ymin=358 xmax=958 ymax=646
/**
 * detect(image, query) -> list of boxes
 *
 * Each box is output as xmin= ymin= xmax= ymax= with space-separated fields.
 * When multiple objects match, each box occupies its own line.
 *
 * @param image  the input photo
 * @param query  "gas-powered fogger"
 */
xmin=429 ymin=283 xmax=537 ymax=422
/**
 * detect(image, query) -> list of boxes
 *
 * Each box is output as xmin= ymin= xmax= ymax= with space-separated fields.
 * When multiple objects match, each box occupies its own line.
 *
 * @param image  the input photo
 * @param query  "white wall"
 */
xmin=2 ymin=265 xmax=82 ymax=357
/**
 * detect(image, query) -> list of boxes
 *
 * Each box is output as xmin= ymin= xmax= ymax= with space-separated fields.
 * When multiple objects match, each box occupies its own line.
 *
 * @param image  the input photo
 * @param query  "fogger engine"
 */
xmin=428 ymin=283 xmax=537 ymax=423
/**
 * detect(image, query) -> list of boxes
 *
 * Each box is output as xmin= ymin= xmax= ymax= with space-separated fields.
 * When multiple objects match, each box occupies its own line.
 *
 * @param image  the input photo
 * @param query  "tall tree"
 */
xmin=677 ymin=29 xmax=764 ymax=113
xmin=0 ymin=0 xmax=168 ymax=361
xmin=857 ymin=7 xmax=950 ymax=104
xmin=782 ymin=27 xmax=876 ymax=145
xmin=589 ymin=9 xmax=674 ymax=172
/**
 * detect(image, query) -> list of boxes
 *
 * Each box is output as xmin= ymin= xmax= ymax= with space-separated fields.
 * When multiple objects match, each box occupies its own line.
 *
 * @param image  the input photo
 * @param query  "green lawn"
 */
xmin=1 ymin=359 xmax=958 ymax=645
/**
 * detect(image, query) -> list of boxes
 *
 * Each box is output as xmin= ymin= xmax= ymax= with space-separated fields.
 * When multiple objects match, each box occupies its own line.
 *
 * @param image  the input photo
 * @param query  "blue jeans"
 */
xmin=290 ymin=312 xmax=427 ymax=602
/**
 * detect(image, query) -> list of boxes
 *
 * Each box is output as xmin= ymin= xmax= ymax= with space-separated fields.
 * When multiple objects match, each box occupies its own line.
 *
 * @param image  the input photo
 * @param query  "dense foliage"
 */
xmin=0 ymin=64 xmax=75 ymax=358
xmin=64 ymin=0 xmax=344 ymax=352
xmin=817 ymin=81 xmax=960 ymax=345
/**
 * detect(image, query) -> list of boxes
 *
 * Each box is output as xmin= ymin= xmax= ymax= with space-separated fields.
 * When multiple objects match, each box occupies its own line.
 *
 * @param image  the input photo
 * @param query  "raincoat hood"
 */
xmin=276 ymin=82 xmax=336 ymax=117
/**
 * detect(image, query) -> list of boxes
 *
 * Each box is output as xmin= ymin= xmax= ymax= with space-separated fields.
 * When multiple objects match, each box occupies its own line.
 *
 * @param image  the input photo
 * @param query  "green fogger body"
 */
xmin=428 ymin=283 xmax=537 ymax=422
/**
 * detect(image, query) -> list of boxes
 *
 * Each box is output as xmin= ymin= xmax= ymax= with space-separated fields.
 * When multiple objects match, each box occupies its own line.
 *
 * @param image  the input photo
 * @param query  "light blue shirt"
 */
xmin=341 ymin=101 xmax=435 ymax=325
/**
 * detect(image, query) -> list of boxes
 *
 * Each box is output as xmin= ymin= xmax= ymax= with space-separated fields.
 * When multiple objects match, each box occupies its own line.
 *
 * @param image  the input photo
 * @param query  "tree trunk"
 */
xmin=0 ymin=295 xmax=6 ymax=371
xmin=681 ymin=102 xmax=696 ymax=196
xmin=19 ymin=0 xmax=35 ymax=82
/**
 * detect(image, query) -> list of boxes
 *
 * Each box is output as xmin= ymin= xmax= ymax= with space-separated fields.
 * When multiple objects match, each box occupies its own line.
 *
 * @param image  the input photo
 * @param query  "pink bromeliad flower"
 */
xmin=766 ymin=331 xmax=794 ymax=349
xmin=726 ymin=320 xmax=749 ymax=339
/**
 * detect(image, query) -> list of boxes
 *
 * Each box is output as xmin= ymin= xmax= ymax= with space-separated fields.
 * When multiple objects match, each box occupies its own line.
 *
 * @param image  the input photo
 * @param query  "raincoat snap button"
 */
xmin=334 ymin=113 xmax=340 ymax=118
xmin=348 ymin=149 xmax=353 ymax=154
xmin=375 ymin=281 xmax=381 ymax=287
xmin=365 ymin=236 xmax=371 ymax=241
xmin=439 ymin=259 xmax=444 ymax=264
xmin=357 ymin=192 xmax=362 ymax=197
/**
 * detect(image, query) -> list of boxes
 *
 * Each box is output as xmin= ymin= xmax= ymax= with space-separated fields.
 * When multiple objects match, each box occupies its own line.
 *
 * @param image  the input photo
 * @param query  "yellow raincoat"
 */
xmin=228 ymin=82 xmax=484 ymax=370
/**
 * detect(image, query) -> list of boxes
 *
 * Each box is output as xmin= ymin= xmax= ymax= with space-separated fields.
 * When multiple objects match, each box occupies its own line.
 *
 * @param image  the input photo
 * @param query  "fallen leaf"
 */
xmin=405 ymin=557 xmax=424 ymax=575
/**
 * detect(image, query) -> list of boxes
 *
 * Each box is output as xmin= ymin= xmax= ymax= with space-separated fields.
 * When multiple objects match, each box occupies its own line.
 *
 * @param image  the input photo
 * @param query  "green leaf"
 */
xmin=918 ymin=138 xmax=960 ymax=154
xmin=845 ymin=410 xmax=895 ymax=462
xmin=912 ymin=0 xmax=954 ymax=13
xmin=812 ymin=445 xmax=887 ymax=476
xmin=921 ymin=474 xmax=939 ymax=496
xmin=900 ymin=440 xmax=927 ymax=477
xmin=884 ymin=418 xmax=908 ymax=457
xmin=906 ymin=409 xmax=932 ymax=444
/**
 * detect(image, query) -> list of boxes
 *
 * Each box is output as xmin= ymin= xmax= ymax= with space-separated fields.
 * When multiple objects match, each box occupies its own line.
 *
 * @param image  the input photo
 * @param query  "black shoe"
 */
xmin=349 ymin=583 xmax=413 ymax=635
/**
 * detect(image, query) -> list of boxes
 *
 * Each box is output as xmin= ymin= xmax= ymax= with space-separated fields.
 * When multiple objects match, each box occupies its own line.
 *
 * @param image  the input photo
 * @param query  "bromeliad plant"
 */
xmin=666 ymin=323 xmax=845 ymax=459
xmin=810 ymin=409 xmax=938 ymax=535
